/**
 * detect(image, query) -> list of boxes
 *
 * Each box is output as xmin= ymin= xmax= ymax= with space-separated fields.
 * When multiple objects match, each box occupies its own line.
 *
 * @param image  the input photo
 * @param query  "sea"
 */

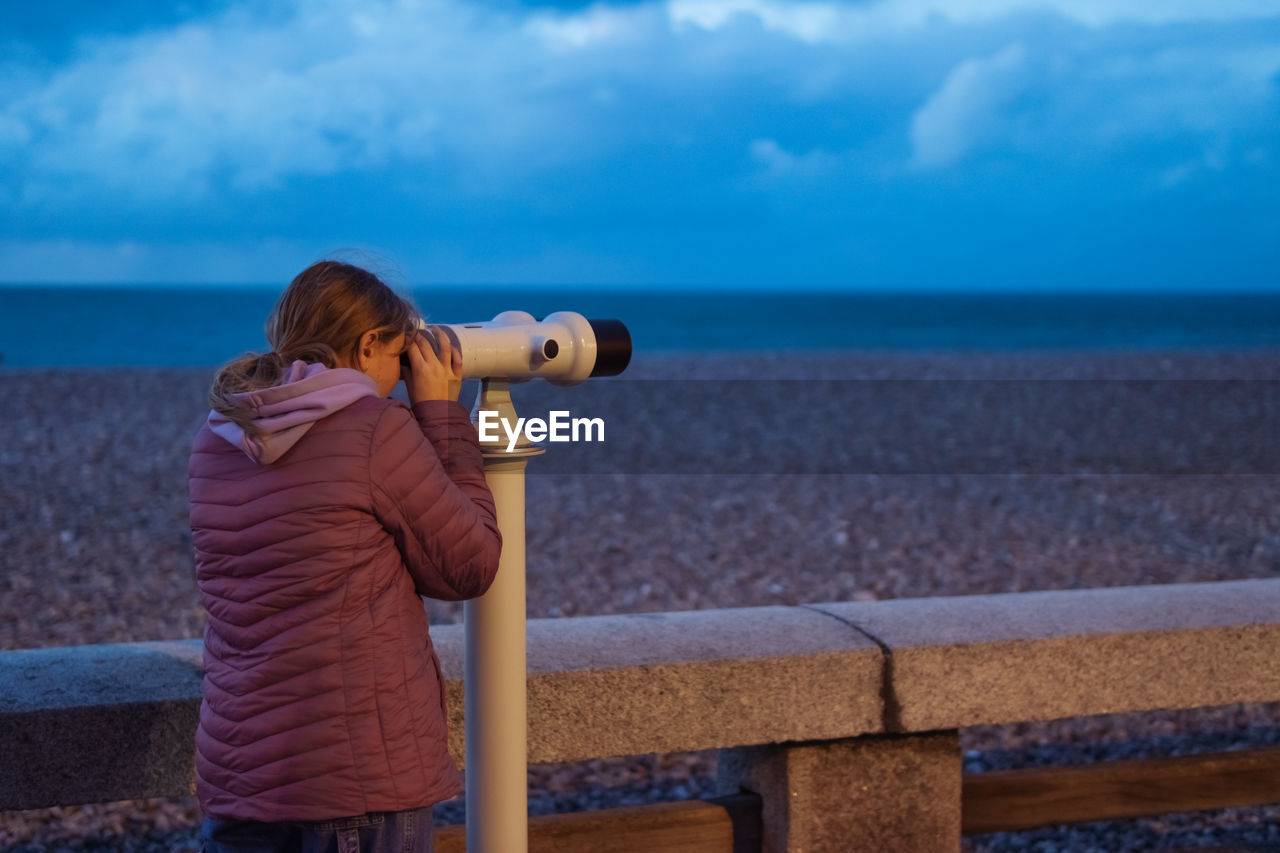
xmin=2 ymin=285 xmax=1279 ymax=368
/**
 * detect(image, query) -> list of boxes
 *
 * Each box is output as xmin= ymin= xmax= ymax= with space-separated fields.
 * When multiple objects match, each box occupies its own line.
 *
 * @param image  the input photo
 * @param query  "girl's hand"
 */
xmin=403 ymin=327 xmax=463 ymax=404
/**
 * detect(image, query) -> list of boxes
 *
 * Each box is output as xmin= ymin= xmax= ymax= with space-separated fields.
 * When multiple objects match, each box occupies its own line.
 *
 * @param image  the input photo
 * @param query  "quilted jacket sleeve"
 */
xmin=369 ymin=399 xmax=502 ymax=601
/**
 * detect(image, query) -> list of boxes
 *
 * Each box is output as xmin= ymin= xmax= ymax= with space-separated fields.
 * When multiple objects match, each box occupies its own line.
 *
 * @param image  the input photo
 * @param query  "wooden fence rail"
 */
xmin=961 ymin=743 xmax=1280 ymax=835
xmin=424 ymin=742 xmax=1280 ymax=850
xmin=431 ymin=744 xmax=1280 ymax=852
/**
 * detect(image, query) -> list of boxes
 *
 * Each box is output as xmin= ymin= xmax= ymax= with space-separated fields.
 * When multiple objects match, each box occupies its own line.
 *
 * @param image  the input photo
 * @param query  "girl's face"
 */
xmin=357 ymin=332 xmax=408 ymax=398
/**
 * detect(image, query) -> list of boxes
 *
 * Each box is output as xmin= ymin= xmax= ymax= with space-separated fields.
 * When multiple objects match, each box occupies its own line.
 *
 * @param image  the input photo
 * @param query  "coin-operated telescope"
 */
xmin=403 ymin=311 xmax=631 ymax=384
xmin=408 ymin=310 xmax=630 ymax=853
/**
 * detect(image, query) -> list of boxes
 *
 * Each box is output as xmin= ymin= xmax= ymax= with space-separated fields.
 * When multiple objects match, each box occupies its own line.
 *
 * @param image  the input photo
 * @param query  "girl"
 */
xmin=189 ymin=260 xmax=502 ymax=853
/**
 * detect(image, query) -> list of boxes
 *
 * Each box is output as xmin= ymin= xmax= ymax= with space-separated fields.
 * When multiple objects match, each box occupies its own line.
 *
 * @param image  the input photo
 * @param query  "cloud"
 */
xmin=6 ymin=3 xmax=530 ymax=195
xmin=0 ymin=0 xmax=1277 ymax=284
xmin=668 ymin=0 xmax=840 ymax=43
xmin=667 ymin=0 xmax=1280 ymax=42
xmin=750 ymin=138 xmax=840 ymax=174
xmin=908 ymin=39 xmax=1280 ymax=170
xmin=524 ymin=3 xmax=653 ymax=49
xmin=909 ymin=43 xmax=1029 ymax=169
xmin=4 ymin=0 xmax=1276 ymax=204
xmin=0 ymin=237 xmax=313 ymax=284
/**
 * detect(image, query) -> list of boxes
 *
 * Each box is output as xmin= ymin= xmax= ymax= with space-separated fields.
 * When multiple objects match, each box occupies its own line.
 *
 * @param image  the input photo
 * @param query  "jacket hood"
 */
xmin=208 ymin=360 xmax=379 ymax=464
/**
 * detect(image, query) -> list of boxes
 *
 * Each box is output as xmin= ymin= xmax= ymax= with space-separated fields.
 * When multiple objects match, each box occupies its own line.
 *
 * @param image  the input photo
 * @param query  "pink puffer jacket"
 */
xmin=188 ymin=362 xmax=501 ymax=821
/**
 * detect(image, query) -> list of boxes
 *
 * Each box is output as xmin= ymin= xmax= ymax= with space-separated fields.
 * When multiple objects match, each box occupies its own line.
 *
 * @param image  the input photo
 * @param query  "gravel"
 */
xmin=2 ymin=348 xmax=1278 ymax=852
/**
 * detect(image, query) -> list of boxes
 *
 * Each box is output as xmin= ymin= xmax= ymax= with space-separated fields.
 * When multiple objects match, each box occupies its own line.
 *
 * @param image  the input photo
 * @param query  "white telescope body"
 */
xmin=413 ymin=309 xmax=629 ymax=853
xmin=413 ymin=310 xmax=630 ymax=384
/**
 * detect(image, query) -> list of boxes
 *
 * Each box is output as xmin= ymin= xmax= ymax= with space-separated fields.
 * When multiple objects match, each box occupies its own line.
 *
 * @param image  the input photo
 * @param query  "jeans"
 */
xmin=200 ymin=806 xmax=435 ymax=853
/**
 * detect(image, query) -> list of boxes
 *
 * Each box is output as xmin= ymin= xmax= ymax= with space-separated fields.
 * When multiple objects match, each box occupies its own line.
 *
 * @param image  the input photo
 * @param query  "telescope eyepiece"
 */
xmin=587 ymin=318 xmax=632 ymax=377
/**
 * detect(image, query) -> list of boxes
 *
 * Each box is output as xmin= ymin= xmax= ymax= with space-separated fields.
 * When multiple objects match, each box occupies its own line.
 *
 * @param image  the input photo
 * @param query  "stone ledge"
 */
xmin=809 ymin=578 xmax=1280 ymax=732
xmin=0 ymin=640 xmax=204 ymax=810
xmin=0 ymin=606 xmax=881 ymax=809
xmin=0 ymin=639 xmax=204 ymax=714
xmin=2 ymin=580 xmax=1279 ymax=810
xmin=435 ymin=605 xmax=884 ymax=763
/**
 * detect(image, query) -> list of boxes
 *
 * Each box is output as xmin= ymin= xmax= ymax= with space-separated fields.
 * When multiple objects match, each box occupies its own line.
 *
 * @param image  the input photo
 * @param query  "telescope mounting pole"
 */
xmin=464 ymin=378 xmax=542 ymax=853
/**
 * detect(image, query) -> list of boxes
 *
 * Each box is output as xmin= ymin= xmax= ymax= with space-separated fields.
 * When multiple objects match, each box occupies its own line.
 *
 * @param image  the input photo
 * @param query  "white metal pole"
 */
xmin=465 ymin=379 xmax=543 ymax=853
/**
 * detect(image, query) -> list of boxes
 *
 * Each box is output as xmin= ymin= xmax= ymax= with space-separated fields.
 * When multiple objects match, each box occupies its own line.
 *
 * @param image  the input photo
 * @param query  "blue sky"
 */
xmin=2 ymin=0 xmax=1278 ymax=289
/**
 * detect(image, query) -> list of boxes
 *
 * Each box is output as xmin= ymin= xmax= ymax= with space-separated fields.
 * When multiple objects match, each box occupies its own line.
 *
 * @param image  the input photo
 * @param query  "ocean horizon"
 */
xmin=3 ymin=284 xmax=1280 ymax=368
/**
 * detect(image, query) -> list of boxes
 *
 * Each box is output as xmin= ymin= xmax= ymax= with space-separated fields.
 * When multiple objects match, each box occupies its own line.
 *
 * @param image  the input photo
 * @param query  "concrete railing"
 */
xmin=3 ymin=578 xmax=1279 ymax=851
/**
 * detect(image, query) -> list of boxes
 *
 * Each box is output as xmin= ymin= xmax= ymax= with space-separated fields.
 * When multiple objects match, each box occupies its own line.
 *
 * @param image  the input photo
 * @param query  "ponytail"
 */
xmin=208 ymin=351 xmax=292 ymax=435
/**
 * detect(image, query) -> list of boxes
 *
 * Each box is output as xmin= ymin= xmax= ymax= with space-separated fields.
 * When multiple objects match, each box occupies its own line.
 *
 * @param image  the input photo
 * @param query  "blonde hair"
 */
xmin=210 ymin=260 xmax=421 ymax=433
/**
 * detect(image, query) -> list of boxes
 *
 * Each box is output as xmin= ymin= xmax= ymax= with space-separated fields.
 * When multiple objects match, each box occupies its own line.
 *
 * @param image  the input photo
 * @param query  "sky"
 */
xmin=2 ymin=0 xmax=1278 ymax=289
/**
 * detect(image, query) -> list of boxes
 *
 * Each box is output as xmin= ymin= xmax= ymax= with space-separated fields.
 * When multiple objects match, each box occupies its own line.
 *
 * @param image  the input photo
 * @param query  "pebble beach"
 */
xmin=2 ymin=348 xmax=1279 ymax=852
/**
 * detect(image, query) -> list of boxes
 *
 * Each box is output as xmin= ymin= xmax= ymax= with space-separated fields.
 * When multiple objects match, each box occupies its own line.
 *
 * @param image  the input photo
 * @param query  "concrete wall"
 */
xmin=2 ymin=578 xmax=1278 ymax=810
